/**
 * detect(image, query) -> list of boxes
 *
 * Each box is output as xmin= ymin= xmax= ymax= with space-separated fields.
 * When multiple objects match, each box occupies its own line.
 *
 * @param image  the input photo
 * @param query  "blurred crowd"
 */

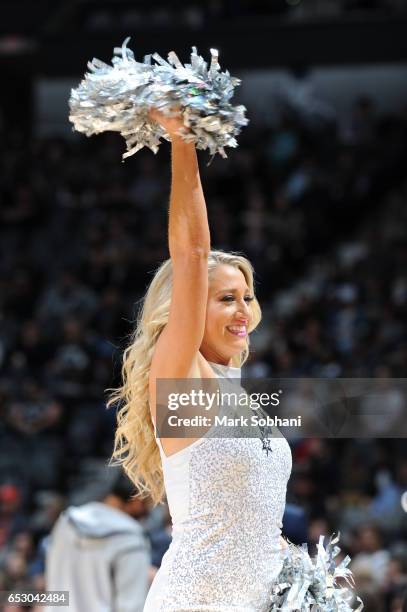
xmin=80 ymin=0 xmax=407 ymax=31
xmin=0 ymin=94 xmax=406 ymax=610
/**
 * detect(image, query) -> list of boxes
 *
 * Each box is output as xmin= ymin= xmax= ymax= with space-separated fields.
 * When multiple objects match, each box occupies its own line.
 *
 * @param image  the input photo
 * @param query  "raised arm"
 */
xmin=149 ymin=110 xmax=211 ymax=406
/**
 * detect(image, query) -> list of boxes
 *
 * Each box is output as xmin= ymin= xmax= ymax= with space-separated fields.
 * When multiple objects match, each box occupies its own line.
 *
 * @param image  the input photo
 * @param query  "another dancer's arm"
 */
xmin=149 ymin=110 xmax=210 ymax=423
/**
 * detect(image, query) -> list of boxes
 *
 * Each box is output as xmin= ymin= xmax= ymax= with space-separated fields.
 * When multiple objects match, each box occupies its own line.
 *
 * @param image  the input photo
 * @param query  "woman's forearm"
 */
xmin=168 ymin=136 xmax=211 ymax=256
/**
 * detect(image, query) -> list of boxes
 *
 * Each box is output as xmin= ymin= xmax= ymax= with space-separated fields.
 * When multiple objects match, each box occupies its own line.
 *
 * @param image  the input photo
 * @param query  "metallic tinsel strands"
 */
xmin=269 ymin=534 xmax=364 ymax=611
xmin=69 ymin=38 xmax=248 ymax=160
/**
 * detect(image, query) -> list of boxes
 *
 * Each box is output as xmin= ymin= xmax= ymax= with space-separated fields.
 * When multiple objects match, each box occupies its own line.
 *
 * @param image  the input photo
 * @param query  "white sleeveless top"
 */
xmin=143 ymin=362 xmax=292 ymax=612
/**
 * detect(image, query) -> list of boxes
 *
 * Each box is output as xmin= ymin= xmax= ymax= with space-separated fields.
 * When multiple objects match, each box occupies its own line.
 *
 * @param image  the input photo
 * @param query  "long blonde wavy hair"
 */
xmin=107 ymin=250 xmax=262 ymax=504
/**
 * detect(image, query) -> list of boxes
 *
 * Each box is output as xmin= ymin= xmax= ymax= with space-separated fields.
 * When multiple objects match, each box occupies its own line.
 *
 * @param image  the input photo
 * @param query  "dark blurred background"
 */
xmin=1 ymin=1 xmax=407 ymax=610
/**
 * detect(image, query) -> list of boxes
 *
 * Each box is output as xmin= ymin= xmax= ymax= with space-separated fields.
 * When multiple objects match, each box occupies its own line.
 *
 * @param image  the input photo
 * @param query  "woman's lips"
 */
xmin=226 ymin=325 xmax=247 ymax=337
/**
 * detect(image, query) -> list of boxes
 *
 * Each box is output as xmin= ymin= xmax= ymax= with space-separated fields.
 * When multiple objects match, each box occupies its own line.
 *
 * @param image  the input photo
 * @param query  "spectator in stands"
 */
xmin=45 ymin=471 xmax=150 ymax=612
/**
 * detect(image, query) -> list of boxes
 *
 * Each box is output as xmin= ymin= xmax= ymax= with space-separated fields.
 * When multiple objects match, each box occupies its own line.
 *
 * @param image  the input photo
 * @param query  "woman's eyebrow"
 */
xmin=214 ymin=288 xmax=250 ymax=295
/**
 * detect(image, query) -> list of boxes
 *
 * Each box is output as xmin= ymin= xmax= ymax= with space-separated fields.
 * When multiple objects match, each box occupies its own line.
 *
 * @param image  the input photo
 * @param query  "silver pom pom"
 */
xmin=269 ymin=534 xmax=364 ymax=611
xmin=69 ymin=38 xmax=248 ymax=160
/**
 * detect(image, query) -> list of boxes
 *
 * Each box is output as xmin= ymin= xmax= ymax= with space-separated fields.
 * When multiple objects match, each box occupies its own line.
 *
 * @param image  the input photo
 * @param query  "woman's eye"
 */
xmin=221 ymin=296 xmax=254 ymax=302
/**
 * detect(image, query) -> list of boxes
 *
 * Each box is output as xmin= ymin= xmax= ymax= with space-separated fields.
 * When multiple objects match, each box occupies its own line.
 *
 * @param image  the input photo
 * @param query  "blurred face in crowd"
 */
xmin=124 ymin=497 xmax=150 ymax=519
xmin=4 ymin=551 xmax=26 ymax=580
xmin=11 ymin=532 xmax=34 ymax=558
xmin=200 ymin=265 xmax=253 ymax=365
xmin=358 ymin=526 xmax=382 ymax=553
xmin=308 ymin=518 xmax=330 ymax=545
xmin=0 ymin=486 xmax=21 ymax=516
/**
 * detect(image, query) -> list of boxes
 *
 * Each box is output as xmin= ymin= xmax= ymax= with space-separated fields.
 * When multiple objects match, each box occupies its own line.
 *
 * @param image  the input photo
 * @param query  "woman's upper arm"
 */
xmin=151 ymin=249 xmax=209 ymax=380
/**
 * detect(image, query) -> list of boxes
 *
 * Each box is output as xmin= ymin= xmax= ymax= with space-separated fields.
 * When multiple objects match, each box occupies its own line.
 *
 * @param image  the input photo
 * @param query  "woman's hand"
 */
xmin=149 ymin=107 xmax=188 ymax=139
xmin=280 ymin=536 xmax=288 ymax=550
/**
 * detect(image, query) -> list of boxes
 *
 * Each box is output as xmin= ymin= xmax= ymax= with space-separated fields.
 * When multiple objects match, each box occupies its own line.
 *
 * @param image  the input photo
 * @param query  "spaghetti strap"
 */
xmin=152 ymin=421 xmax=165 ymax=453
xmin=153 ymin=419 xmax=208 ymax=461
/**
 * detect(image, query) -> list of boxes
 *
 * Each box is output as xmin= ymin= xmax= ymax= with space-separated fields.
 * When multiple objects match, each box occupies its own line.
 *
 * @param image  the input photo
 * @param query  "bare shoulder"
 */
xmin=149 ymin=345 xmax=215 ymax=419
xmin=148 ymin=347 xmax=217 ymax=457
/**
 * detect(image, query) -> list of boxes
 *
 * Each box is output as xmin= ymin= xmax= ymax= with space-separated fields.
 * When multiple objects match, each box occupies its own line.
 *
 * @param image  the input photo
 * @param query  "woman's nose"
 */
xmin=236 ymin=300 xmax=250 ymax=319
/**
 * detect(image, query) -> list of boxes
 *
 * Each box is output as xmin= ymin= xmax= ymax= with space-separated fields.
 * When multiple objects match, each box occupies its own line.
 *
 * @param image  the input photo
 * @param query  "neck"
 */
xmin=213 ymin=358 xmax=232 ymax=366
xmin=102 ymin=495 xmax=124 ymax=511
xmin=200 ymin=348 xmax=232 ymax=367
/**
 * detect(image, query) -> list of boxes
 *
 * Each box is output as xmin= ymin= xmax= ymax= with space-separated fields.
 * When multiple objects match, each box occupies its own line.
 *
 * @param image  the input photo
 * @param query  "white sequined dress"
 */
xmin=143 ymin=362 xmax=292 ymax=612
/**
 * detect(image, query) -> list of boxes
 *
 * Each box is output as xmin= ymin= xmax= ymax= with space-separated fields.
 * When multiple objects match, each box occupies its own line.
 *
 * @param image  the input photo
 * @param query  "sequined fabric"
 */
xmin=143 ymin=363 xmax=292 ymax=612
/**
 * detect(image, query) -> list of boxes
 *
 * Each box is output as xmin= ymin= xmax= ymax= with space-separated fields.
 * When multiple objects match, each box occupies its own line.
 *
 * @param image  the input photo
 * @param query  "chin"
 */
xmin=225 ymin=340 xmax=246 ymax=356
xmin=228 ymin=337 xmax=247 ymax=347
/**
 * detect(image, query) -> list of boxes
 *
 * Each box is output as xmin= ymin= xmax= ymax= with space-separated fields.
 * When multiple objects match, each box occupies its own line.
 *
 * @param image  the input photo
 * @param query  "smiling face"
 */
xmin=200 ymin=264 xmax=254 ymax=366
